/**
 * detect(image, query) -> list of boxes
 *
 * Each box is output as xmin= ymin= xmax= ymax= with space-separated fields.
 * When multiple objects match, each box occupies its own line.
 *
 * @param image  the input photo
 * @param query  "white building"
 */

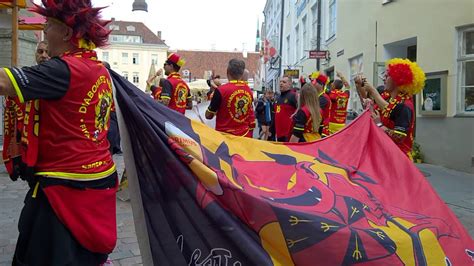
xmin=282 ymin=0 xmax=325 ymax=87
xmin=275 ymin=0 xmax=474 ymax=173
xmin=263 ymin=0 xmax=284 ymax=90
xmin=96 ymin=20 xmax=169 ymax=91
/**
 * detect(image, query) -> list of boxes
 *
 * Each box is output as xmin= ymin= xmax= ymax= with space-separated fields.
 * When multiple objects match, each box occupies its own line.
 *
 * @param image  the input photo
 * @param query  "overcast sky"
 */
xmin=92 ymin=0 xmax=266 ymax=51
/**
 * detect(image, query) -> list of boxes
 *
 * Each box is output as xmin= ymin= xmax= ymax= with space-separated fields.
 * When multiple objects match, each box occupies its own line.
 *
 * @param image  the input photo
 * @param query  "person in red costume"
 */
xmin=310 ymin=73 xmax=331 ymax=137
xmin=205 ymin=59 xmax=256 ymax=137
xmin=160 ymin=53 xmax=192 ymax=114
xmin=328 ymin=71 xmax=350 ymax=134
xmin=290 ymin=83 xmax=322 ymax=143
xmin=355 ymin=58 xmax=426 ymax=159
xmin=0 ymin=0 xmax=118 ymax=264
xmin=274 ymin=75 xmax=298 ymax=142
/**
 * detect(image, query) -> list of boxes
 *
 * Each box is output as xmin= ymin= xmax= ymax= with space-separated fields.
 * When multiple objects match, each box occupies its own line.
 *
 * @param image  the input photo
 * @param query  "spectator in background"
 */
xmin=256 ymin=89 xmax=274 ymax=140
xmin=274 ymin=76 xmax=298 ymax=142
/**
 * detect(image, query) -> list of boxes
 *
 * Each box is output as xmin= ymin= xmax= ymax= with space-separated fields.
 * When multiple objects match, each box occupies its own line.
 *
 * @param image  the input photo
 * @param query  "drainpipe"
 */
xmin=278 ymin=0 xmax=285 ymax=78
xmin=316 ymin=0 xmax=321 ymax=70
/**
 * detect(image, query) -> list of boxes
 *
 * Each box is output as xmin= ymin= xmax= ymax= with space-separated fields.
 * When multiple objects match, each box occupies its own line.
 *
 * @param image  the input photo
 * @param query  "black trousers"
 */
xmin=13 ymin=185 xmax=108 ymax=266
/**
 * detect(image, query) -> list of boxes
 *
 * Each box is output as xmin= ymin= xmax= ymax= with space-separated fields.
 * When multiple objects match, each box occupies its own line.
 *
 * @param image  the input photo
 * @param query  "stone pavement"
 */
xmin=0 ymin=154 xmax=473 ymax=265
xmin=0 ymin=154 xmax=142 ymax=266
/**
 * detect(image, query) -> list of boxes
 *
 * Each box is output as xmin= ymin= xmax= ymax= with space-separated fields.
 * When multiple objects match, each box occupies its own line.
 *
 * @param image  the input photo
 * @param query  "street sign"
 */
xmin=309 ymin=50 xmax=328 ymax=59
xmin=284 ymin=69 xmax=300 ymax=78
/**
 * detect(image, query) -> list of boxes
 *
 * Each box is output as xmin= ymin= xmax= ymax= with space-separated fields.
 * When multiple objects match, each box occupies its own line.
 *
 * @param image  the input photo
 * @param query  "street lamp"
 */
xmin=132 ymin=0 xmax=148 ymax=12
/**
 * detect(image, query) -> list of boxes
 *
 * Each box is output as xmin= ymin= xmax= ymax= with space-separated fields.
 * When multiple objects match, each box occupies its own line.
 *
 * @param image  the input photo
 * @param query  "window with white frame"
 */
xmin=458 ymin=26 xmax=474 ymax=114
xmin=102 ymin=52 xmax=109 ymax=62
xmin=151 ymin=54 xmax=158 ymax=65
xmin=311 ymin=4 xmax=318 ymax=47
xmin=122 ymin=53 xmax=128 ymax=64
xmin=123 ymin=72 xmax=129 ymax=80
xmin=328 ymin=0 xmax=337 ymax=39
xmin=132 ymin=53 xmax=139 ymax=65
xmin=295 ymin=25 xmax=300 ymax=62
xmin=349 ymin=54 xmax=364 ymax=112
xmin=133 ymin=72 xmax=139 ymax=84
xmin=302 ymin=15 xmax=308 ymax=54
xmin=286 ymin=35 xmax=291 ymax=65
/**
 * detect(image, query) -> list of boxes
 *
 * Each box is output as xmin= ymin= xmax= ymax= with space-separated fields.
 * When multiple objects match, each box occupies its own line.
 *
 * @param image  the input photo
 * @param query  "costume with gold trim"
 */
xmin=207 ymin=80 xmax=255 ymax=137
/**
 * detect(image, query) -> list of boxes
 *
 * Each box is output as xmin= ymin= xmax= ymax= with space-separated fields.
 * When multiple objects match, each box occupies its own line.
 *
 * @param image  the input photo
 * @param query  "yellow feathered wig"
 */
xmin=386 ymin=58 xmax=426 ymax=95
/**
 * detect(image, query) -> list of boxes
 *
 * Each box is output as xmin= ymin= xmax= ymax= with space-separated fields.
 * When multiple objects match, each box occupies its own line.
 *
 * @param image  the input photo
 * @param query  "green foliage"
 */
xmin=412 ymin=142 xmax=424 ymax=163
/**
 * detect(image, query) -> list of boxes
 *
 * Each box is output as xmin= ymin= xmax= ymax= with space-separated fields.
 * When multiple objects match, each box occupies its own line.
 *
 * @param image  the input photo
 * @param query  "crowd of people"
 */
xmin=195 ymin=56 xmax=425 ymax=165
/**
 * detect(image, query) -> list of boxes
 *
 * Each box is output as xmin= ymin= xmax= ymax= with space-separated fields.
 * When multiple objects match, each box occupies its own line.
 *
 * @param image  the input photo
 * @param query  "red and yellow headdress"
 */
xmin=386 ymin=58 xmax=426 ymax=95
xmin=30 ymin=0 xmax=111 ymax=50
xmin=167 ymin=53 xmax=186 ymax=68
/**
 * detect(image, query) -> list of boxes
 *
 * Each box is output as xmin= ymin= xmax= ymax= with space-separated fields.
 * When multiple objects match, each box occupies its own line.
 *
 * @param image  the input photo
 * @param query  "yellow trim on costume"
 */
xmin=318 ymin=91 xmax=325 ymax=97
xmin=161 ymin=96 xmax=171 ymax=99
xmin=240 ymin=128 xmax=251 ymax=137
xmin=78 ymin=38 xmax=96 ymax=50
xmin=32 ymin=182 xmax=40 ymax=198
xmin=229 ymin=80 xmax=246 ymax=85
xmin=393 ymin=130 xmax=407 ymax=137
xmin=36 ymin=165 xmax=116 ymax=181
xmin=293 ymin=126 xmax=304 ymax=131
xmin=206 ymin=108 xmax=217 ymax=114
xmin=3 ymin=68 xmax=24 ymax=103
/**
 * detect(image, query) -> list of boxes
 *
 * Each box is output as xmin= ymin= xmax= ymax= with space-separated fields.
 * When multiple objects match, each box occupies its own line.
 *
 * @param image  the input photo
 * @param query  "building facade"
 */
xmin=172 ymin=50 xmax=261 ymax=90
xmin=272 ymin=0 xmax=473 ymax=173
xmin=263 ymin=0 xmax=284 ymax=90
xmin=96 ymin=20 xmax=168 ymax=91
xmin=282 ymin=0 xmax=325 ymax=87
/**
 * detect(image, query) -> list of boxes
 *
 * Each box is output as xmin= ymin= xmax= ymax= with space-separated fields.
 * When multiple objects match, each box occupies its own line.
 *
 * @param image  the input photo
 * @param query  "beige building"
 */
xmin=96 ymin=20 xmax=169 ymax=91
xmin=277 ymin=0 xmax=474 ymax=173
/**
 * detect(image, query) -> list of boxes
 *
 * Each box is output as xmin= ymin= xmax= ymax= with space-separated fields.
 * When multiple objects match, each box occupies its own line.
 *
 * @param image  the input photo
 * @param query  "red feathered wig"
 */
xmin=30 ymin=0 xmax=111 ymax=49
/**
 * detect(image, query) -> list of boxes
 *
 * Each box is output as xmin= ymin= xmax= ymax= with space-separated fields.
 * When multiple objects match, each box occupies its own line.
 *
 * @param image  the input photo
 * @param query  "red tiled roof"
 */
xmin=108 ymin=20 xmax=167 ymax=45
xmin=173 ymin=50 xmax=261 ymax=80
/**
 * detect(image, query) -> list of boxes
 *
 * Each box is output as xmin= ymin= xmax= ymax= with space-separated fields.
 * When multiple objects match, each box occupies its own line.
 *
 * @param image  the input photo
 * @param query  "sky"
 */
xmin=92 ymin=0 xmax=267 ymax=51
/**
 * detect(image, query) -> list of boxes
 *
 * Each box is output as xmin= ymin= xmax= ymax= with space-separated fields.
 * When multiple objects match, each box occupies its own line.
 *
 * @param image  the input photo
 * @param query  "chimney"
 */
xmin=157 ymin=31 xmax=162 ymax=40
xmin=111 ymin=17 xmax=115 ymax=22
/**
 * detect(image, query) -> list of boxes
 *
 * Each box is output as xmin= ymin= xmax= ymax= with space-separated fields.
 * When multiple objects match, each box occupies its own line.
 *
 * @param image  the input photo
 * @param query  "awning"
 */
xmin=19 ymin=16 xmax=45 ymax=30
xmin=187 ymin=79 xmax=210 ymax=93
xmin=0 ymin=0 xmax=27 ymax=8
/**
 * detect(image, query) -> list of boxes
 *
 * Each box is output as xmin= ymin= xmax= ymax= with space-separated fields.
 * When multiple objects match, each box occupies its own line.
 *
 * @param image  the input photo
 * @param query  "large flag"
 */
xmin=112 ymin=71 xmax=474 ymax=266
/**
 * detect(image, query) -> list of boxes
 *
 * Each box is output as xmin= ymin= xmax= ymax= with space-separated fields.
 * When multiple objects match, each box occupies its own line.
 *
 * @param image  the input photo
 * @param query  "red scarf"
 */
xmin=2 ymin=96 xmax=38 ymax=181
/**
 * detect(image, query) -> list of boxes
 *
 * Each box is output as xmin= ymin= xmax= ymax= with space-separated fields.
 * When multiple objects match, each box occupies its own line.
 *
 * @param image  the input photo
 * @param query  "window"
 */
xmin=122 ymin=53 xmax=128 ymax=64
xmin=328 ymin=0 xmax=337 ymax=39
xmin=102 ymin=52 xmax=109 ymax=62
xmin=133 ymin=72 xmax=139 ymax=84
xmin=109 ymin=24 xmax=119 ymax=30
xmin=123 ymin=72 xmax=129 ymax=80
xmin=311 ymin=4 xmax=318 ymax=47
xmin=349 ymin=54 xmax=364 ymax=112
xmin=132 ymin=53 xmax=139 ymax=65
xmin=110 ymin=35 xmax=142 ymax=44
xmin=458 ymin=26 xmax=474 ymax=114
xmin=286 ymin=35 xmax=291 ymax=65
xmin=151 ymin=54 xmax=158 ymax=65
xmin=126 ymin=25 xmax=135 ymax=31
xmin=302 ymin=15 xmax=308 ymax=54
xmin=295 ymin=25 xmax=300 ymax=62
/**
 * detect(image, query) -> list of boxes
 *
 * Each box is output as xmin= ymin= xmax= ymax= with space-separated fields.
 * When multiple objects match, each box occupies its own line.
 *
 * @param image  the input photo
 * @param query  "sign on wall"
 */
xmin=284 ymin=69 xmax=300 ymax=78
xmin=419 ymin=71 xmax=447 ymax=116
